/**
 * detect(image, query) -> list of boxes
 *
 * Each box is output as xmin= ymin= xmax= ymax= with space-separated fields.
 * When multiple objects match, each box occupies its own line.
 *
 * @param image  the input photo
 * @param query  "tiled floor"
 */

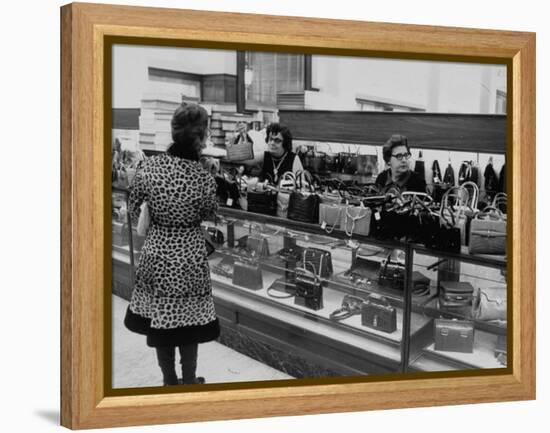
xmin=111 ymin=295 xmax=293 ymax=388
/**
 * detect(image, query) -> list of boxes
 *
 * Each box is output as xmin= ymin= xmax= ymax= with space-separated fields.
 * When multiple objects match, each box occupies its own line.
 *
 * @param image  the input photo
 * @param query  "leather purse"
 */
xmin=468 ymin=207 xmax=507 ymax=255
xmin=226 ymin=134 xmax=254 ymax=161
xmin=330 ymin=295 xmax=364 ymax=321
xmin=294 ymin=259 xmax=325 ymax=311
xmin=300 ymin=248 xmax=333 ymax=278
xmin=473 ymin=285 xmax=507 ymax=321
xmin=237 ymin=234 xmax=270 ymax=259
xmin=247 ymin=189 xmax=277 ymax=216
xmin=232 ymin=260 xmax=263 ymax=290
xmin=439 ymin=281 xmax=475 ymax=307
xmin=340 ymin=205 xmax=372 ymax=237
xmin=361 ymin=294 xmax=397 ymax=333
xmin=287 ymin=191 xmax=321 ymax=223
xmin=434 ymin=318 xmax=475 ymax=353
xmin=318 ymin=203 xmax=345 ymax=233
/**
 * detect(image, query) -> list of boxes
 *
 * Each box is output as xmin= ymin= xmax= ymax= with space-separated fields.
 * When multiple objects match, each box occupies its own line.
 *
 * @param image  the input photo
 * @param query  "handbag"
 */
xmin=300 ymin=248 xmax=333 ymax=278
xmin=294 ymin=257 xmax=325 ymax=311
xmin=287 ymin=170 xmax=321 ymax=223
xmin=237 ymin=233 xmax=270 ymax=258
xmin=468 ymin=207 xmax=507 ymax=255
xmin=247 ymin=189 xmax=277 ymax=216
xmin=232 ymin=260 xmax=263 ymax=290
xmin=226 ymin=134 xmax=254 ymax=161
xmin=340 ymin=204 xmax=372 ymax=237
xmin=330 ymin=295 xmax=364 ymax=321
xmin=439 ymin=281 xmax=475 ymax=307
xmin=361 ymin=294 xmax=397 ymax=333
xmin=318 ymin=203 xmax=345 ymax=233
xmin=434 ymin=318 xmax=475 ymax=353
xmin=136 ymin=202 xmax=150 ymax=236
xmin=473 ymin=285 xmax=507 ymax=321
xmin=276 ymin=171 xmax=296 ymax=218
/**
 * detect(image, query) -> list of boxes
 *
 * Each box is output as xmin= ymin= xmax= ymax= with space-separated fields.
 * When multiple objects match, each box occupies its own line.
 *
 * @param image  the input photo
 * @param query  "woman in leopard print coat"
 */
xmin=124 ymin=103 xmax=219 ymax=386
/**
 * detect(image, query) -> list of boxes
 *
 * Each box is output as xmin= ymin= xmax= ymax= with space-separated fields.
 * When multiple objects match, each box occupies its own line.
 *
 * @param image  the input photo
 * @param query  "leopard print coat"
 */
xmin=126 ymin=153 xmax=219 ymax=346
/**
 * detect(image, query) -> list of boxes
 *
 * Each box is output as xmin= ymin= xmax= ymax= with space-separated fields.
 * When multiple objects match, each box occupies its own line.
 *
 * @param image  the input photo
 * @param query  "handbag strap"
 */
xmin=477 ymin=205 xmax=505 ymax=220
xmin=344 ymin=204 xmax=370 ymax=237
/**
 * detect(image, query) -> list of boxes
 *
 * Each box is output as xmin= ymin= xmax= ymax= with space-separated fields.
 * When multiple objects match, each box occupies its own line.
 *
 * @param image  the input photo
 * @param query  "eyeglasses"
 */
xmin=391 ymin=152 xmax=411 ymax=161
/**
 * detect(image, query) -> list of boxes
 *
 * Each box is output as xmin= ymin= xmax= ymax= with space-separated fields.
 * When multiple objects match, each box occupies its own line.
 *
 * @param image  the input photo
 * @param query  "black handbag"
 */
xmin=236 ymin=234 xmax=270 ymax=258
xmin=439 ymin=281 xmax=475 ymax=307
xmin=361 ymin=294 xmax=397 ymax=333
xmin=300 ymin=248 xmax=333 ymax=278
xmin=294 ymin=257 xmax=325 ymax=311
xmin=247 ymin=189 xmax=277 ymax=215
xmin=232 ymin=260 xmax=263 ymax=290
xmin=287 ymin=170 xmax=321 ymax=223
xmin=434 ymin=318 xmax=475 ymax=353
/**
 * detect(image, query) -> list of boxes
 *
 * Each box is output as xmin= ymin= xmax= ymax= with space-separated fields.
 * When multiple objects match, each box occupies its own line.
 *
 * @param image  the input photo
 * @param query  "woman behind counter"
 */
xmin=259 ymin=122 xmax=303 ymax=184
xmin=375 ymin=134 xmax=427 ymax=193
xmin=124 ymin=103 xmax=220 ymax=386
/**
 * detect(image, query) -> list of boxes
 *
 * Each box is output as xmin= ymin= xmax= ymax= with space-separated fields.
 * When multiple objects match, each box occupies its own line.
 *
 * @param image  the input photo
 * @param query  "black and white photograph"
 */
xmin=110 ymin=44 xmax=508 ymax=389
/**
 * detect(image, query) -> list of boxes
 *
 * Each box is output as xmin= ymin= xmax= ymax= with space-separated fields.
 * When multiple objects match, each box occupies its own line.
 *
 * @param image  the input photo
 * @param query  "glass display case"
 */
xmin=407 ymin=245 xmax=507 ymax=371
xmin=111 ymin=192 xmax=508 ymax=378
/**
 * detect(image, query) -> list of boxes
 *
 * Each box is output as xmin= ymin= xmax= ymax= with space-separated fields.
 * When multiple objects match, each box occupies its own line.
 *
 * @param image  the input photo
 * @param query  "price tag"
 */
xmin=375 ymin=211 xmax=381 ymax=221
xmin=226 ymin=198 xmax=233 ymax=206
xmin=321 ymin=221 xmax=327 ymax=230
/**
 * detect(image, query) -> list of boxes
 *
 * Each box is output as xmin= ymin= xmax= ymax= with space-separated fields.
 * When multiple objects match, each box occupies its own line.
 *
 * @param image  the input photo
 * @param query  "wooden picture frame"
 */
xmin=61 ymin=2 xmax=535 ymax=429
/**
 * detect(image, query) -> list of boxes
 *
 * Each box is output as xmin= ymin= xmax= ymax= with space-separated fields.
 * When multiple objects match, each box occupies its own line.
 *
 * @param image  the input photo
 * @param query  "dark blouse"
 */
xmin=259 ymin=151 xmax=299 ymax=183
xmin=374 ymin=169 xmax=427 ymax=193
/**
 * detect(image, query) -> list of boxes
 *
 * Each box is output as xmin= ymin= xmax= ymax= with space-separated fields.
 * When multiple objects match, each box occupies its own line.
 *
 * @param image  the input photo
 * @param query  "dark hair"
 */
xmin=265 ymin=122 xmax=293 ymax=152
xmin=167 ymin=103 xmax=209 ymax=161
xmin=382 ymin=134 xmax=411 ymax=163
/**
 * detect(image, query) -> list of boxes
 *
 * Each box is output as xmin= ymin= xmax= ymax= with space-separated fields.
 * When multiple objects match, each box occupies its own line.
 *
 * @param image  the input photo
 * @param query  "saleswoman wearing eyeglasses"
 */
xmin=374 ymin=134 xmax=427 ymax=193
xmin=258 ymin=122 xmax=303 ymax=184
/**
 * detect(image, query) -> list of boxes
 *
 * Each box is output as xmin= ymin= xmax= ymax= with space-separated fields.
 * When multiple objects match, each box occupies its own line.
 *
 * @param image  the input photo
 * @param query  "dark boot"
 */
xmin=179 ymin=343 xmax=204 ymax=384
xmin=155 ymin=346 xmax=179 ymax=386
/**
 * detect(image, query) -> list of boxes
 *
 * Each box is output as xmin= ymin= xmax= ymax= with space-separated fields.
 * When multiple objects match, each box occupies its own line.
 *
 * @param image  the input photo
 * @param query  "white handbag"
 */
xmin=136 ymin=202 xmax=150 ymax=236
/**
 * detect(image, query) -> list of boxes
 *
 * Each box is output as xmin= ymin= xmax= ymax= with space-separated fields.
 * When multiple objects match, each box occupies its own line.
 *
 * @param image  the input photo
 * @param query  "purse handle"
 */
xmin=294 ymin=169 xmax=315 ymax=193
xmin=460 ymin=181 xmax=479 ymax=209
xmin=300 ymin=250 xmax=324 ymax=281
xmin=278 ymin=171 xmax=297 ymax=191
xmin=344 ymin=204 xmax=370 ymax=237
xmin=492 ymin=192 xmax=507 ymax=212
xmin=477 ymin=205 xmax=505 ymax=220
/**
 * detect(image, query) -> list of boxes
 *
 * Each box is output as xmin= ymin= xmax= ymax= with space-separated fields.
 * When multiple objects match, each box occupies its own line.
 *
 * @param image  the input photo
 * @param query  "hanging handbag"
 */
xmin=468 ymin=206 xmax=507 ymax=255
xmin=294 ymin=257 xmax=325 ymax=311
xmin=136 ymin=202 xmax=150 ymax=236
xmin=439 ymin=281 xmax=475 ymax=307
xmin=361 ymin=294 xmax=397 ymax=333
xmin=311 ymin=150 xmax=326 ymax=173
xmin=232 ymin=260 xmax=263 ymax=290
xmin=434 ymin=318 xmax=475 ymax=353
xmin=473 ymin=285 xmax=507 ymax=321
xmin=226 ymin=133 xmax=254 ymax=161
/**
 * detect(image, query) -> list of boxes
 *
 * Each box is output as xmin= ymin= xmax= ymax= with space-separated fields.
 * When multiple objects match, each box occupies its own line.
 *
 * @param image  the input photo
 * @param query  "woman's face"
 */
xmin=267 ymin=132 xmax=285 ymax=157
xmin=388 ymin=144 xmax=411 ymax=176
